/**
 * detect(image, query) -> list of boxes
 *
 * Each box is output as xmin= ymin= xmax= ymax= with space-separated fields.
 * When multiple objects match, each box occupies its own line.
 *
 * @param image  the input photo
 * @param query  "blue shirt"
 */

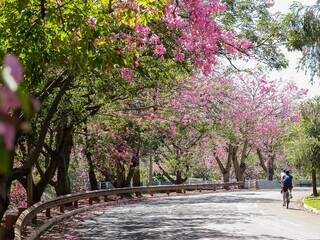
xmin=283 ymin=174 xmax=293 ymax=187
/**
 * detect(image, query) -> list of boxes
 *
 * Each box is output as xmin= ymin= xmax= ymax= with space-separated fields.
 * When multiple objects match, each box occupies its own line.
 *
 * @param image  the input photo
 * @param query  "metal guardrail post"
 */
xmin=45 ymin=209 xmax=51 ymax=218
xmin=59 ymin=205 xmax=65 ymax=213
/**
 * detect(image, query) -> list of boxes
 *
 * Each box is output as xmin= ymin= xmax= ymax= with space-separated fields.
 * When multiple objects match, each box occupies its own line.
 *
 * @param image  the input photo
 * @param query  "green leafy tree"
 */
xmin=285 ymin=97 xmax=320 ymax=196
xmin=284 ymin=1 xmax=320 ymax=80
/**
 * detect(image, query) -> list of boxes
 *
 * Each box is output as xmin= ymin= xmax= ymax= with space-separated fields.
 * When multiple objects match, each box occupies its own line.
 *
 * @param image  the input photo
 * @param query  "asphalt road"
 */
xmin=47 ymin=189 xmax=320 ymax=240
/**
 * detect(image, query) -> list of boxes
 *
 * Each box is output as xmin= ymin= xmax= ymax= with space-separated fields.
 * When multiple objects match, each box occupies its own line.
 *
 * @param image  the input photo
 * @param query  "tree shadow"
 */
xmin=145 ymin=193 xmax=279 ymax=206
xmin=44 ymin=191 xmax=317 ymax=240
xmin=71 ymin=193 xmax=295 ymax=240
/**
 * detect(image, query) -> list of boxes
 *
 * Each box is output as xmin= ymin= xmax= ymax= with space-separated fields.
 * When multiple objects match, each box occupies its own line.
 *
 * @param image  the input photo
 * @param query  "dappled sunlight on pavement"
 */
xmin=41 ymin=189 xmax=320 ymax=240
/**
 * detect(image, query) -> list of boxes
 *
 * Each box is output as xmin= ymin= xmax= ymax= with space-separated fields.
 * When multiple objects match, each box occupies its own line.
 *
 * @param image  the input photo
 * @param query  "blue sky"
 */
xmin=269 ymin=0 xmax=320 ymax=98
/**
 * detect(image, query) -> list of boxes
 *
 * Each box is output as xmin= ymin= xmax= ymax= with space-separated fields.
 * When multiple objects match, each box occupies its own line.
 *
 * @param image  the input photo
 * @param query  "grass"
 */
xmin=304 ymin=196 xmax=320 ymax=210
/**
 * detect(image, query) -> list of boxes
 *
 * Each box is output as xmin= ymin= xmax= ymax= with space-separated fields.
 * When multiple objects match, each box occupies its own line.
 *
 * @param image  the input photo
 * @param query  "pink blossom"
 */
xmin=0 ymin=87 xmax=20 ymax=111
xmin=0 ymin=54 xmax=24 ymax=151
xmin=0 ymin=123 xmax=15 ymax=150
xmin=202 ymin=63 xmax=212 ymax=76
xmin=134 ymin=24 xmax=150 ymax=36
xmin=165 ymin=4 xmax=186 ymax=29
xmin=237 ymin=39 xmax=252 ymax=51
xmin=87 ymin=16 xmax=97 ymax=29
xmin=149 ymin=34 xmax=160 ymax=44
xmin=164 ymin=0 xmax=246 ymax=75
xmin=10 ymin=182 xmax=27 ymax=209
xmin=120 ymin=68 xmax=134 ymax=81
xmin=2 ymin=54 xmax=23 ymax=91
xmin=154 ymin=44 xmax=166 ymax=57
xmin=173 ymin=49 xmax=185 ymax=62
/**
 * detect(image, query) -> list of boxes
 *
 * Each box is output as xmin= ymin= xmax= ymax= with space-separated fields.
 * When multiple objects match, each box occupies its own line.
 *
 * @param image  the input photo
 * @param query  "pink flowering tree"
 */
xmin=128 ymin=76 xmax=230 ymax=184
xmin=82 ymin=120 xmax=146 ymax=189
xmin=0 ymin=0 xmax=289 ymax=222
xmin=215 ymin=73 xmax=306 ymax=181
xmin=190 ymin=138 xmax=220 ymax=181
xmin=112 ymin=0 xmax=252 ymax=84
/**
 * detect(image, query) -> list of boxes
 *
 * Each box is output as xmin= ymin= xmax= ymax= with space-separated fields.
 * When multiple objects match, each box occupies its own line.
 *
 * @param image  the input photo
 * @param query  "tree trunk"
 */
xmin=222 ymin=170 xmax=230 ymax=190
xmin=267 ymin=158 xmax=274 ymax=181
xmin=132 ymin=153 xmax=141 ymax=187
xmin=55 ymin=125 xmax=73 ymax=196
xmin=148 ymin=157 xmax=153 ymax=186
xmin=84 ymin=126 xmax=98 ymax=191
xmin=0 ymin=153 xmax=14 ymax=221
xmin=232 ymin=145 xmax=241 ymax=181
xmin=133 ymin=167 xmax=141 ymax=186
xmin=132 ymin=154 xmax=141 ymax=197
xmin=176 ymin=171 xmax=183 ymax=184
xmin=27 ymin=171 xmax=34 ymax=207
xmin=222 ymin=171 xmax=230 ymax=183
xmin=233 ymin=141 xmax=250 ymax=185
xmin=86 ymin=151 xmax=98 ymax=191
xmin=257 ymin=149 xmax=268 ymax=175
xmin=0 ymin=179 xmax=11 ymax=222
xmin=32 ymin=153 xmax=58 ymax=204
xmin=239 ymin=162 xmax=246 ymax=182
xmin=56 ymin=162 xmax=71 ymax=196
xmin=214 ymin=144 xmax=233 ymax=189
xmin=32 ymin=185 xmax=43 ymax=204
xmin=312 ymin=168 xmax=318 ymax=197
xmin=257 ymin=148 xmax=275 ymax=181
xmin=115 ymin=162 xmax=126 ymax=188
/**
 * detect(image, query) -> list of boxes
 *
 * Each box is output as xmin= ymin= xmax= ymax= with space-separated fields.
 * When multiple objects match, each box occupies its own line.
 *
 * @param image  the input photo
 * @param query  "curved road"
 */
xmin=44 ymin=189 xmax=320 ymax=240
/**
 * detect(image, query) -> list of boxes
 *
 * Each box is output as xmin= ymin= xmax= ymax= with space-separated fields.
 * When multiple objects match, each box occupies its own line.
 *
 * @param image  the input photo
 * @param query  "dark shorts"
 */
xmin=283 ymin=185 xmax=293 ymax=192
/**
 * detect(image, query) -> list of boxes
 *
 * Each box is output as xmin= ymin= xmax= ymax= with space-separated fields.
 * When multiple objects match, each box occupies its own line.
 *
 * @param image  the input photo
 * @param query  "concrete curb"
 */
xmin=303 ymin=198 xmax=320 ymax=215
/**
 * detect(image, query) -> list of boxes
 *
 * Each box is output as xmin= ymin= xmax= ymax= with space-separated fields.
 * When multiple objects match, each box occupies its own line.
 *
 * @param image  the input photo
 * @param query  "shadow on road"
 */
xmin=145 ymin=193 xmax=279 ymax=206
xmin=43 ymin=191 xmax=319 ymax=240
xmin=72 ymin=193 xmax=290 ymax=240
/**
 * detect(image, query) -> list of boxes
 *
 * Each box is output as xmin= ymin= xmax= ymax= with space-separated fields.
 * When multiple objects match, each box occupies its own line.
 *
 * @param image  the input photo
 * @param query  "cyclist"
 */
xmin=280 ymin=169 xmax=286 ymax=193
xmin=282 ymin=170 xmax=293 ymax=206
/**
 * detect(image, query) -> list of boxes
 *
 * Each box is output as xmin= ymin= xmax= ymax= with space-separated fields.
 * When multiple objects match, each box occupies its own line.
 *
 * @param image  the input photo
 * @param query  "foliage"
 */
xmin=285 ymin=97 xmax=320 ymax=174
xmin=221 ymin=0 xmax=287 ymax=70
xmin=0 ymin=0 xmax=309 ymax=222
xmin=284 ymin=2 xmax=320 ymax=80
